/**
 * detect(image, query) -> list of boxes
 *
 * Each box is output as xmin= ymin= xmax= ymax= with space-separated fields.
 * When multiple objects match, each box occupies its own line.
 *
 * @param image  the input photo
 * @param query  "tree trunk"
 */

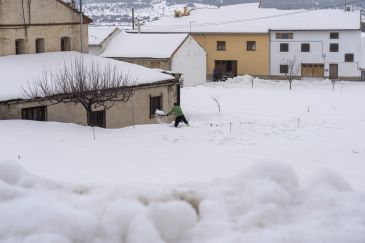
xmin=289 ymin=80 xmax=292 ymax=90
xmin=86 ymin=105 xmax=92 ymax=126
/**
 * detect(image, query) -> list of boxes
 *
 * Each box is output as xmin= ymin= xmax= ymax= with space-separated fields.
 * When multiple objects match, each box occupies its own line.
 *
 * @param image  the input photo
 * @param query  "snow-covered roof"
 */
xmin=0 ymin=52 xmax=175 ymax=101
xmin=88 ymin=26 xmax=120 ymax=45
xmin=141 ymin=3 xmax=361 ymax=33
xmin=100 ymin=32 xmax=189 ymax=59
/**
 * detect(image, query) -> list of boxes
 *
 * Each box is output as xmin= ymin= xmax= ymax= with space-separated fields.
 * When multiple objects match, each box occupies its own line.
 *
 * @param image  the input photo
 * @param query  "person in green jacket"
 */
xmin=166 ymin=103 xmax=189 ymax=127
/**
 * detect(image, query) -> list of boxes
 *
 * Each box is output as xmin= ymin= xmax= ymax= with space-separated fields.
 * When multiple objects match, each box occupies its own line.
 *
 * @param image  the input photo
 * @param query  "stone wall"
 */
xmin=0 ymin=0 xmax=90 ymax=56
xmin=0 ymin=82 xmax=179 ymax=128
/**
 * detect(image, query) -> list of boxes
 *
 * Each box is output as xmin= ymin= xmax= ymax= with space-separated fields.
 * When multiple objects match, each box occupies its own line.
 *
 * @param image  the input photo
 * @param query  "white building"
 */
xmin=100 ymin=32 xmax=206 ymax=86
xmin=88 ymin=26 xmax=121 ymax=56
xmin=268 ymin=8 xmax=361 ymax=80
xmin=270 ymin=10 xmax=361 ymax=80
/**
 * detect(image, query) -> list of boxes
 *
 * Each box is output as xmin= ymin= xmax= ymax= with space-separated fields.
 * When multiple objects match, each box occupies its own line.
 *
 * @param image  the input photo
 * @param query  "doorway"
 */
xmin=214 ymin=60 xmax=237 ymax=80
xmin=329 ymin=64 xmax=339 ymax=79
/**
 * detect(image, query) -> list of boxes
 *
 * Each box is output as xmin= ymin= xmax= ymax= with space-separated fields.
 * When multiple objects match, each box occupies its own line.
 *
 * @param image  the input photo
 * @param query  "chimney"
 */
xmin=183 ymin=6 xmax=189 ymax=16
xmin=174 ymin=10 xmax=182 ymax=17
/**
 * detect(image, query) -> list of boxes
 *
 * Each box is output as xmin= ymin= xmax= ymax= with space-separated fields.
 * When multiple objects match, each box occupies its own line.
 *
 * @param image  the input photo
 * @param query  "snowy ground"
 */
xmin=1 ymin=78 xmax=365 ymax=243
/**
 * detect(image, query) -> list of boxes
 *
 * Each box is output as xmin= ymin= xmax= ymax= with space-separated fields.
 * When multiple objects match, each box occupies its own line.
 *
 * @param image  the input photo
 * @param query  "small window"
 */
xmin=15 ymin=39 xmax=25 ymax=55
xmin=35 ymin=38 xmax=45 ymax=53
xmin=280 ymin=43 xmax=289 ymax=52
xmin=61 ymin=37 xmax=71 ymax=51
xmin=280 ymin=65 xmax=289 ymax=74
xmin=90 ymin=110 xmax=106 ymax=128
xmin=276 ymin=33 xmax=293 ymax=39
xmin=22 ymin=106 xmax=47 ymax=121
xmin=150 ymin=94 xmax=162 ymax=118
xmin=330 ymin=32 xmax=339 ymax=39
xmin=246 ymin=41 xmax=256 ymax=51
xmin=217 ymin=41 xmax=226 ymax=51
xmin=345 ymin=53 xmax=354 ymax=62
xmin=301 ymin=43 xmax=310 ymax=52
xmin=330 ymin=43 xmax=339 ymax=52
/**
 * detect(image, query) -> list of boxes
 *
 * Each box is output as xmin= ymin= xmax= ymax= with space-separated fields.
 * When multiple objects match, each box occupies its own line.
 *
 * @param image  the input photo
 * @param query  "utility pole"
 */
xmin=80 ymin=0 xmax=83 ymax=53
xmin=132 ymin=8 xmax=135 ymax=29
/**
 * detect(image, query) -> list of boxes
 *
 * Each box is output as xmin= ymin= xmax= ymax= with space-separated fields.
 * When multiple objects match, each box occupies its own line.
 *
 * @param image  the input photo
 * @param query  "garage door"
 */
xmin=301 ymin=64 xmax=324 ymax=78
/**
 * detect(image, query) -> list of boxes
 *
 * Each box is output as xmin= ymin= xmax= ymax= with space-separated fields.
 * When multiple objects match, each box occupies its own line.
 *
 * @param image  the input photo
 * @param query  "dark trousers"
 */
xmin=175 ymin=115 xmax=189 ymax=127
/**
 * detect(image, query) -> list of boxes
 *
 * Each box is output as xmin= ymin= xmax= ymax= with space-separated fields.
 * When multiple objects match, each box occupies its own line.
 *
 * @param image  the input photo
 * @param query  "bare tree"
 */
xmin=211 ymin=95 xmax=221 ymax=113
xmin=284 ymin=56 xmax=300 ymax=90
xmin=331 ymin=79 xmax=337 ymax=91
xmin=24 ymin=58 xmax=135 ymax=126
xmin=249 ymin=76 xmax=254 ymax=88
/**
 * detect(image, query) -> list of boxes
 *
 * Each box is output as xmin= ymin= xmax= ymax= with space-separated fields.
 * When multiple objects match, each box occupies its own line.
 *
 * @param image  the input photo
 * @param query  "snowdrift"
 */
xmin=1 ymin=160 xmax=364 ymax=243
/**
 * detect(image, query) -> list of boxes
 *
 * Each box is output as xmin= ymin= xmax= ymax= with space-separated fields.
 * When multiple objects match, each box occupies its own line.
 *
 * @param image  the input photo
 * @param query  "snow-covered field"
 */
xmin=1 ymin=78 xmax=365 ymax=243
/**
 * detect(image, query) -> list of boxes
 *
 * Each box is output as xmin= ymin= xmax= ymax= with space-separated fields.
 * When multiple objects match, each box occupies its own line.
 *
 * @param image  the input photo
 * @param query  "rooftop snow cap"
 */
xmin=0 ymin=52 xmax=175 ymax=101
xmin=143 ymin=3 xmax=360 ymax=33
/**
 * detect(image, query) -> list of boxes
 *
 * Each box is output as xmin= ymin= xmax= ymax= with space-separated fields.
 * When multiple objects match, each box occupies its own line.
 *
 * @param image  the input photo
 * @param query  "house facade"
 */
xmin=0 ymin=82 xmax=179 ymax=128
xmin=192 ymin=33 xmax=270 ymax=80
xmin=142 ymin=3 xmax=362 ymax=80
xmin=0 ymin=0 xmax=91 ymax=56
xmin=270 ymin=30 xmax=361 ymax=80
xmin=100 ymin=32 xmax=206 ymax=87
xmin=0 ymin=52 xmax=179 ymax=128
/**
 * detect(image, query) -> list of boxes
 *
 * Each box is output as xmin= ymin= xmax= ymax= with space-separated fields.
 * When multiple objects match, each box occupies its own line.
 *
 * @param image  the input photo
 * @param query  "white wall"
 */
xmin=171 ymin=36 xmax=206 ymax=86
xmin=270 ymin=30 xmax=361 ymax=79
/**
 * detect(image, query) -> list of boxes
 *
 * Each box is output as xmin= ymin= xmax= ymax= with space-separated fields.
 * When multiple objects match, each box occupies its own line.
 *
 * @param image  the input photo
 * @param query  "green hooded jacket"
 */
xmin=167 ymin=105 xmax=184 ymax=117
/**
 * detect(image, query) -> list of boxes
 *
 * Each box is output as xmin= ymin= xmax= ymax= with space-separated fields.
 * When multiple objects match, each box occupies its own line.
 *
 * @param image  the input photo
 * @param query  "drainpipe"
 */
xmin=80 ymin=0 xmax=83 ymax=53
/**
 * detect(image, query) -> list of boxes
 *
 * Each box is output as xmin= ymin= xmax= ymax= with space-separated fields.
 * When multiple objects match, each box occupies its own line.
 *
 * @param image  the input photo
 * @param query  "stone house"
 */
xmin=99 ymin=32 xmax=206 ymax=87
xmin=0 ymin=0 xmax=91 ymax=56
xmin=0 ymin=52 xmax=180 ymax=128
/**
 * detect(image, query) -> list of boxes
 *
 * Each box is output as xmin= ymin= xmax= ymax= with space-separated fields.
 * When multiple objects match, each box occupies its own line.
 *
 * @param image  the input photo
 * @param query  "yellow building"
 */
xmin=192 ymin=33 xmax=270 ymax=79
xmin=141 ymin=3 xmax=271 ymax=80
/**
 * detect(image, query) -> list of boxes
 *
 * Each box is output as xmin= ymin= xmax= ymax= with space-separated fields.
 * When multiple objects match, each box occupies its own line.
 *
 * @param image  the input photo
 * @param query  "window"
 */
xmin=90 ymin=110 xmax=106 ymax=128
xmin=61 ymin=37 xmax=71 ymax=51
xmin=150 ymin=94 xmax=162 ymax=118
xmin=330 ymin=32 xmax=339 ymax=39
xmin=246 ymin=41 xmax=256 ymax=51
xmin=22 ymin=106 xmax=47 ymax=121
xmin=280 ymin=65 xmax=289 ymax=74
xmin=276 ymin=33 xmax=293 ymax=39
xmin=217 ymin=41 xmax=226 ymax=51
xmin=35 ymin=38 xmax=45 ymax=53
xmin=301 ymin=43 xmax=310 ymax=52
xmin=15 ymin=39 xmax=25 ymax=55
xmin=280 ymin=43 xmax=289 ymax=52
xmin=330 ymin=43 xmax=339 ymax=52
xmin=345 ymin=53 xmax=354 ymax=62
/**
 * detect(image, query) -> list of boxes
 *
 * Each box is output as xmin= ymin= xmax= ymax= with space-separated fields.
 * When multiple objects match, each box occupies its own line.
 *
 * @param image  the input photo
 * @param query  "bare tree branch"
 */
xmin=24 ymin=57 xmax=136 ymax=126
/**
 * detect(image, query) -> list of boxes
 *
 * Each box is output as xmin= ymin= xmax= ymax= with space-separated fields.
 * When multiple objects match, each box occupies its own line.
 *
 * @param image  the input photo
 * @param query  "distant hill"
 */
xmin=81 ymin=0 xmax=364 ymax=26
xmin=83 ymin=0 xmax=363 ymax=9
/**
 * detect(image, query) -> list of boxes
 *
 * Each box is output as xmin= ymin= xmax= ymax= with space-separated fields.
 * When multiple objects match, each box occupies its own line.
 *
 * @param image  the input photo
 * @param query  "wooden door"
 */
xmin=329 ymin=64 xmax=338 ymax=79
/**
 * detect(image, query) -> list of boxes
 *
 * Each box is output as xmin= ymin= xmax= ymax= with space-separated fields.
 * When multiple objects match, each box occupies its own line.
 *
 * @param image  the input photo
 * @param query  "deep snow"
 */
xmin=1 ymin=78 xmax=365 ymax=243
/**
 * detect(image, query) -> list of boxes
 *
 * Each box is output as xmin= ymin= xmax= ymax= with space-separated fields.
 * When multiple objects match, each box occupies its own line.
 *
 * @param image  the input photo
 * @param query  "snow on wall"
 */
xmin=171 ymin=36 xmax=206 ymax=86
xmin=270 ymin=30 xmax=361 ymax=78
xmin=88 ymin=27 xmax=122 ymax=56
xmin=0 ymin=52 xmax=174 ymax=101
xmin=100 ymin=32 xmax=189 ymax=59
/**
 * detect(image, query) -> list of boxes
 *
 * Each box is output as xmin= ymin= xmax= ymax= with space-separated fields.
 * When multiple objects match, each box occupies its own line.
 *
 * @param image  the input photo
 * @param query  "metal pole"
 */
xmin=80 ymin=0 xmax=83 ymax=53
xmin=132 ymin=8 xmax=135 ymax=29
